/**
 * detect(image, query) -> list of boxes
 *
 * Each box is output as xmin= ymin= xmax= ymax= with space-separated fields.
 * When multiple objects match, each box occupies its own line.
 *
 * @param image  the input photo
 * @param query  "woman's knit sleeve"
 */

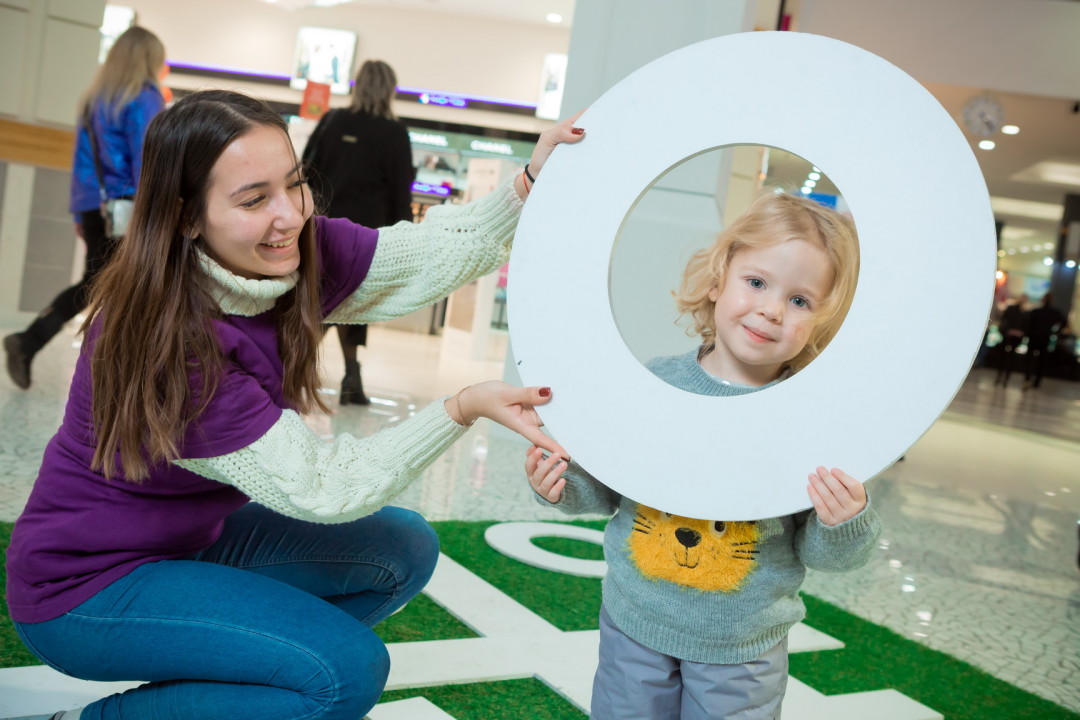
xmin=325 ymin=176 xmax=523 ymax=323
xmin=174 ymin=400 xmax=468 ymax=524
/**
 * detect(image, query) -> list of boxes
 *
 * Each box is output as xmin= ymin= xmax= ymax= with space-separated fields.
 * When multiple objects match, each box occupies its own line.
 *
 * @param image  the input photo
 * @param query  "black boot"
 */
xmin=3 ymin=310 xmax=66 ymax=390
xmin=3 ymin=333 xmax=33 ymax=389
xmin=340 ymin=359 xmax=369 ymax=405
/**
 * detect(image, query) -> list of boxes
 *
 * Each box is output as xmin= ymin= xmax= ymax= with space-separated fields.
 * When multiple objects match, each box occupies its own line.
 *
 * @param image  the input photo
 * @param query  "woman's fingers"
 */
xmin=529 ymin=110 xmax=586 ymax=176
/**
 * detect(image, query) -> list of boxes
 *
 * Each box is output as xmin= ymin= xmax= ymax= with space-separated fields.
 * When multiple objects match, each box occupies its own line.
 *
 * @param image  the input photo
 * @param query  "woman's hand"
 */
xmin=515 ymin=110 xmax=586 ymax=199
xmin=445 ymin=381 xmax=566 ymax=458
xmin=525 ymin=444 xmax=568 ymax=503
xmin=807 ymin=467 xmax=867 ymax=526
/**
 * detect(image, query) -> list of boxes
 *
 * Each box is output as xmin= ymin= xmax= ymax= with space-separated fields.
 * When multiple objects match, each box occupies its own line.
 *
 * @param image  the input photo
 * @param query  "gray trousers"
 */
xmin=590 ymin=606 xmax=789 ymax=720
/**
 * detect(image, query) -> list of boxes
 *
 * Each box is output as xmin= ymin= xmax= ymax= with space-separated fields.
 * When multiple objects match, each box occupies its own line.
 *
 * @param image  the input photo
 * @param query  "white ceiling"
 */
xmin=926 ymin=80 xmax=1080 ymax=254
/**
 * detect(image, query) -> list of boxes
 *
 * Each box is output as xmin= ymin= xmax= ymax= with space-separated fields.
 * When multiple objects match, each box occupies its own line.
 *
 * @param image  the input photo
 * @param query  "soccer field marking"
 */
xmin=0 ymin=524 xmax=943 ymax=719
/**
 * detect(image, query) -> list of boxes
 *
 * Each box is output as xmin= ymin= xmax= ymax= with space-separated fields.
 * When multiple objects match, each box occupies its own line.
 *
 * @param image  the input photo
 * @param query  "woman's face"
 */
xmin=199 ymin=124 xmax=312 ymax=279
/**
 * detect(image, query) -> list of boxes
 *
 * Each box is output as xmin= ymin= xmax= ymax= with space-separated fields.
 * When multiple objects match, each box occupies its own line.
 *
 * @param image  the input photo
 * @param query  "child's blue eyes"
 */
xmin=744 ymin=278 xmax=812 ymax=310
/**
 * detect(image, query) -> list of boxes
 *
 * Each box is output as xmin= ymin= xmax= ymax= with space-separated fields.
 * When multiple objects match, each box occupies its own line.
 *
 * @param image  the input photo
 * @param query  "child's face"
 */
xmin=702 ymin=239 xmax=833 ymax=386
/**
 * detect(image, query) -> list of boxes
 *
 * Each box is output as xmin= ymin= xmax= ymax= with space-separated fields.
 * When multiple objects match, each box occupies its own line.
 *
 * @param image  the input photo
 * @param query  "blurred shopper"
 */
xmin=994 ymin=294 xmax=1028 ymax=387
xmin=3 ymin=26 xmax=166 ymax=390
xmin=302 ymin=60 xmax=415 ymax=405
xmin=1023 ymin=293 xmax=1066 ymax=390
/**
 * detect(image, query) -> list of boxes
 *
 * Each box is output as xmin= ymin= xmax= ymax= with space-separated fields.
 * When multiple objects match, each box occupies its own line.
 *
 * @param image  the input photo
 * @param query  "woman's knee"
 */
xmin=313 ymin=629 xmax=391 ymax=718
xmin=379 ymin=507 xmax=440 ymax=593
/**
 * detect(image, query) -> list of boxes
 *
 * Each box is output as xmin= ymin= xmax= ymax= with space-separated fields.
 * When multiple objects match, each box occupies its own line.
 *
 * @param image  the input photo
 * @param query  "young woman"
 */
xmin=4 ymin=26 xmax=166 ymax=390
xmin=5 ymin=89 xmax=583 ymax=720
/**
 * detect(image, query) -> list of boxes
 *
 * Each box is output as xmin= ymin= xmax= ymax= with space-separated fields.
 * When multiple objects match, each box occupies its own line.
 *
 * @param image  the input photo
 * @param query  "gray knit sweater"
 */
xmin=540 ymin=349 xmax=882 ymax=664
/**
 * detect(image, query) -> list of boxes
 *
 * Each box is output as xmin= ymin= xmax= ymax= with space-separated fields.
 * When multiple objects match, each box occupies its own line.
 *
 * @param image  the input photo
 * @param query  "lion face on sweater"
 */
xmin=628 ymin=504 xmax=759 ymax=592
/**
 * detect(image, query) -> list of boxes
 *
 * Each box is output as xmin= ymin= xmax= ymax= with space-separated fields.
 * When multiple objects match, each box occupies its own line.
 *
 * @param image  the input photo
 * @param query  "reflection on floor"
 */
xmin=0 ymin=321 xmax=1077 ymax=713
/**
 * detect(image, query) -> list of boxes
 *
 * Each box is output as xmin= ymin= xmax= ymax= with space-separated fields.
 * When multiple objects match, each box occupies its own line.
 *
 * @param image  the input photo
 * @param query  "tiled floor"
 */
xmin=1 ymin=320 xmax=1078 ymax=713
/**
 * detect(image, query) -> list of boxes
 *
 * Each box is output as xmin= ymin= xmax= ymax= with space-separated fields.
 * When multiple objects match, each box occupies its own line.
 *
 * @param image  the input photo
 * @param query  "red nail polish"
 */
xmin=571 ymin=127 xmax=584 ymax=135
xmin=539 ymin=387 xmax=551 ymax=397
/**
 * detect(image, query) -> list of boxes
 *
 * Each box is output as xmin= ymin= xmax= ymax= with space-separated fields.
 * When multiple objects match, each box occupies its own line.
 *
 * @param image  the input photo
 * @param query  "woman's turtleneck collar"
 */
xmin=197 ymin=248 xmax=298 ymax=317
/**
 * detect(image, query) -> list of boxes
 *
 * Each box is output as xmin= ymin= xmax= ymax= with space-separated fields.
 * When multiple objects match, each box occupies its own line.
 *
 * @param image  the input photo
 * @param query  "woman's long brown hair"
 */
xmin=85 ymin=91 xmax=327 ymax=481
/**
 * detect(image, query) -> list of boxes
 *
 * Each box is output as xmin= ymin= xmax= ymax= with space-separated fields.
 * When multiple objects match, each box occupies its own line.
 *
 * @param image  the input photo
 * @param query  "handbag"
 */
xmin=83 ymin=106 xmax=134 ymax=239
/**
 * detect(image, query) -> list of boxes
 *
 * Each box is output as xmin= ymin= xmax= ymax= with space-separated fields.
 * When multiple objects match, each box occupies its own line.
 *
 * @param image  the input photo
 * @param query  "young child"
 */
xmin=525 ymin=190 xmax=882 ymax=720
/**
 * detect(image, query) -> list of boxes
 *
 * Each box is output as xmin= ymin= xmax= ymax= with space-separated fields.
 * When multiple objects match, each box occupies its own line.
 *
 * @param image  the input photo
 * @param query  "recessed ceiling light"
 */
xmin=808 ymin=172 xmax=821 ymax=180
xmin=1002 ymin=125 xmax=1019 ymax=135
xmin=978 ymin=140 xmax=995 ymax=150
xmin=800 ymin=187 xmax=811 ymax=194
xmin=1043 ymin=257 xmax=1054 ymax=266
xmin=804 ymin=179 xmax=817 ymax=188
xmin=1011 ymin=160 xmax=1080 ymax=188
xmin=547 ymin=13 xmax=563 ymax=23
xmin=990 ymin=197 xmax=1063 ymax=221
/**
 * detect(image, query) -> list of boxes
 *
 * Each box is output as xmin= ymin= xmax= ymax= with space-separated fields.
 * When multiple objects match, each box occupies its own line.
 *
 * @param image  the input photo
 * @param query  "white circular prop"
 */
xmin=509 ymin=31 xmax=995 ymax=521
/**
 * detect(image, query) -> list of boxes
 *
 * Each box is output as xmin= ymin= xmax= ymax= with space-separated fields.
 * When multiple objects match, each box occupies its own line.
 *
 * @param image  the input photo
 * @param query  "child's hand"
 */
xmin=525 ymin=445 xmax=568 ymax=503
xmin=807 ymin=467 xmax=866 ymax=526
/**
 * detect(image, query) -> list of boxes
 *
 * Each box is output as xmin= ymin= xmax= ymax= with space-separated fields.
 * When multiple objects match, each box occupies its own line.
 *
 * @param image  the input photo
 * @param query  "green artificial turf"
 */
xmin=380 ymin=678 xmax=585 ymax=719
xmin=0 ymin=522 xmax=39 ymax=668
xmin=2 ymin=519 xmax=1076 ymax=720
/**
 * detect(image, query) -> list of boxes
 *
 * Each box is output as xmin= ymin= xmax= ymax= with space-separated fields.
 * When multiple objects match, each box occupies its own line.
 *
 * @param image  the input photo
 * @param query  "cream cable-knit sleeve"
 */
xmin=174 ymin=401 xmax=468 ymax=523
xmin=325 ymin=176 xmax=523 ymax=324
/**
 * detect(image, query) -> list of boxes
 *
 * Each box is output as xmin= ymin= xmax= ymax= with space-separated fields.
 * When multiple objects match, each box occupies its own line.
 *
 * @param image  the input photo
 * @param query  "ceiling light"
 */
xmin=804 ymin=179 xmax=817 ymax=188
xmin=800 ymin=187 xmax=811 ymax=194
xmin=1044 ymin=257 xmax=1054 ymax=266
xmin=808 ymin=172 xmax=821 ymax=180
xmin=990 ymin=197 xmax=1063 ymax=221
xmin=547 ymin=13 xmax=563 ymax=23
xmin=1011 ymin=160 xmax=1080 ymax=188
xmin=1002 ymin=125 xmax=1019 ymax=135
xmin=996 ymin=251 xmax=1005 ymax=258
xmin=1068 ymin=260 xmax=1078 ymax=269
xmin=978 ymin=140 xmax=995 ymax=150
xmin=1020 ymin=246 xmax=1029 ymax=253
xmin=1000 ymin=226 xmax=1036 ymax=241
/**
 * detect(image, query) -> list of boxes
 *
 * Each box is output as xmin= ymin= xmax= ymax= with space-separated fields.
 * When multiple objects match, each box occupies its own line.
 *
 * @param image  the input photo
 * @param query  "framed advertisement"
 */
xmin=291 ymin=26 xmax=357 ymax=96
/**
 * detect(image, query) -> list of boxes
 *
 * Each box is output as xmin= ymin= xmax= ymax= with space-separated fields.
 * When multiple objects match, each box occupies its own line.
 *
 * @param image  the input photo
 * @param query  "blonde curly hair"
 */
xmin=675 ymin=190 xmax=859 ymax=372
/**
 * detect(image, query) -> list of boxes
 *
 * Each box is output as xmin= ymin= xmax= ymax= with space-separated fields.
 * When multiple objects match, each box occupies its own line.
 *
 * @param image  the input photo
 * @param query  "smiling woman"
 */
xmin=200 ymin=126 xmax=313 ymax=279
xmin=3 ymin=89 xmax=585 ymax=720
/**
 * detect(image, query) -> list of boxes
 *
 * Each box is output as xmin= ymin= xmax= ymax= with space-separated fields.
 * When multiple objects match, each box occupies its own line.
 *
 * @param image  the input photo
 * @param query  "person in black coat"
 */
xmin=994 ymin=294 xmax=1028 ymax=387
xmin=302 ymin=60 xmax=416 ymax=405
xmin=1023 ymin=293 xmax=1066 ymax=390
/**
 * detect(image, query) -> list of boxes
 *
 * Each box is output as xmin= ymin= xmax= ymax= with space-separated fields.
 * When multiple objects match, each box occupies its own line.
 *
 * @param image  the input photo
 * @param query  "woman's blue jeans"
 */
xmin=14 ymin=504 xmax=439 ymax=720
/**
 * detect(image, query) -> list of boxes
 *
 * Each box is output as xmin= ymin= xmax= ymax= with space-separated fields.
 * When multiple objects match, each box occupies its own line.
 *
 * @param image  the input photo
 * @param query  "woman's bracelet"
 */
xmin=453 ymin=385 xmax=475 ymax=427
xmin=520 ymin=170 xmax=532 ymax=194
xmin=524 ymin=163 xmax=536 ymax=184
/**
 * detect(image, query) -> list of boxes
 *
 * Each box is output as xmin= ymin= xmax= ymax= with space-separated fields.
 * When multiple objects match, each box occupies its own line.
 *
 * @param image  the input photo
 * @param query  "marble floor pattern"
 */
xmin=0 ymin=320 xmax=1078 ymax=714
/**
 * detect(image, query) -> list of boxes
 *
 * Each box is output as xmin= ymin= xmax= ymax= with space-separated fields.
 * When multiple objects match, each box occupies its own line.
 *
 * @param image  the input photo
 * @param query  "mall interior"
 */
xmin=0 ymin=0 xmax=1078 ymax=718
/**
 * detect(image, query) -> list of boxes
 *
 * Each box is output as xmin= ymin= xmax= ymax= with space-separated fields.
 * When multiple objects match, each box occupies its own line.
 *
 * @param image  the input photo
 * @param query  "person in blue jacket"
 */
xmin=4 ymin=26 xmax=166 ymax=390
